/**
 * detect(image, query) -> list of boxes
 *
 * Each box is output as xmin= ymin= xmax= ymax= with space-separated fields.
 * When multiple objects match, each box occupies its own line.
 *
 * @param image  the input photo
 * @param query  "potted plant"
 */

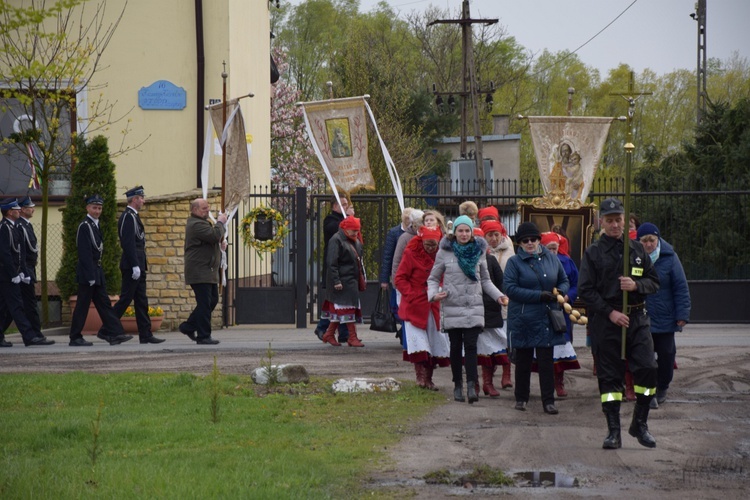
xmin=120 ymin=306 xmax=164 ymax=333
xmin=56 ymin=135 xmax=121 ymax=333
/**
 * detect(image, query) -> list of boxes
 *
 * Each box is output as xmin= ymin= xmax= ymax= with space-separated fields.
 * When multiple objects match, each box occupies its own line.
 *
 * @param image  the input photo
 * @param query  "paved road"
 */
xmin=2 ymin=322 xmax=748 ymax=356
xmin=2 ymin=322 xmax=749 ymax=498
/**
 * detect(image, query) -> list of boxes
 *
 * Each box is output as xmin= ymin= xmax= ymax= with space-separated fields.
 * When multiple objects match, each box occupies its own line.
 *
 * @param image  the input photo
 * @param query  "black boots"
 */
xmin=629 ymin=401 xmax=657 ymax=448
xmin=467 ymin=382 xmax=479 ymax=404
xmin=602 ymin=402 xmax=622 ymax=449
xmin=453 ymin=383 xmax=465 ymax=402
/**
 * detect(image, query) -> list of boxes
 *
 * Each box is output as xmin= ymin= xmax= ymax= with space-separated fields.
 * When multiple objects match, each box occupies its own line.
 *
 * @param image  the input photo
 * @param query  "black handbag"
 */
xmin=370 ymin=288 xmax=397 ymax=332
xmin=529 ymin=260 xmax=567 ymax=335
xmin=547 ymin=305 xmax=568 ymax=334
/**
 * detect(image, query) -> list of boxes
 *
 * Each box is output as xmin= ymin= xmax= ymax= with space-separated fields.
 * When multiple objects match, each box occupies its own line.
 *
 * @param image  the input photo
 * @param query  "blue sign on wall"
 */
xmin=138 ymin=80 xmax=187 ymax=110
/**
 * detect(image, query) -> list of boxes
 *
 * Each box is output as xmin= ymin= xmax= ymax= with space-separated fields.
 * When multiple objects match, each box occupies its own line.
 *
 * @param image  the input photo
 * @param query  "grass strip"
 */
xmin=0 ymin=372 xmax=442 ymax=499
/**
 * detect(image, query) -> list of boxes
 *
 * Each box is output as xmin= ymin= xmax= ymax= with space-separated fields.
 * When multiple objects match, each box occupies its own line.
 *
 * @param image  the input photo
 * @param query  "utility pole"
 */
xmin=429 ymin=0 xmax=497 ymax=194
xmin=691 ymin=0 xmax=707 ymax=126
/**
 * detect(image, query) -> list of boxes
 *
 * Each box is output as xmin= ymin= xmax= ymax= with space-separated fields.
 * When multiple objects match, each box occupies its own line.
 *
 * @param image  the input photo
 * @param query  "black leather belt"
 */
xmin=611 ymin=303 xmax=645 ymax=314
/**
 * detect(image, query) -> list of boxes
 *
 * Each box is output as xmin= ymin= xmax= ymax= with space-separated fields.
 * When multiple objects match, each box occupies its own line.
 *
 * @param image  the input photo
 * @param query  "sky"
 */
xmin=285 ymin=0 xmax=750 ymax=76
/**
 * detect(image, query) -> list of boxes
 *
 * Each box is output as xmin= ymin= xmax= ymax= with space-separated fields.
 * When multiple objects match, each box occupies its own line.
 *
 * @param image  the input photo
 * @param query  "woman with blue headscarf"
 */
xmin=427 ymin=215 xmax=507 ymax=404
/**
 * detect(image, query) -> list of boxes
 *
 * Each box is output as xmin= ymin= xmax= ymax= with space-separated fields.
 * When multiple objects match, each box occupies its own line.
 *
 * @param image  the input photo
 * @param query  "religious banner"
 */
xmin=301 ymin=96 xmax=376 ymax=195
xmin=206 ymin=98 xmax=251 ymax=215
xmin=528 ymin=116 xmax=613 ymax=202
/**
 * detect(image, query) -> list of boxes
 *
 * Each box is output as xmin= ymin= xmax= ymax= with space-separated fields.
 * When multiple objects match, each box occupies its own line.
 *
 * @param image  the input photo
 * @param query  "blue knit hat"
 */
xmin=452 ymin=215 xmax=474 ymax=231
xmin=636 ymin=222 xmax=660 ymax=239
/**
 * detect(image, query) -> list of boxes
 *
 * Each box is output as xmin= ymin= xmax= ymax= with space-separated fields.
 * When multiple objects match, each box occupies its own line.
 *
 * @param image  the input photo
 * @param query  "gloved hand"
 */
xmin=21 ymin=275 xmax=31 ymax=284
xmin=540 ymin=291 xmax=556 ymax=302
xmin=11 ymin=275 xmax=21 ymax=284
xmin=132 ymin=266 xmax=141 ymax=280
xmin=89 ymin=280 xmax=95 ymax=286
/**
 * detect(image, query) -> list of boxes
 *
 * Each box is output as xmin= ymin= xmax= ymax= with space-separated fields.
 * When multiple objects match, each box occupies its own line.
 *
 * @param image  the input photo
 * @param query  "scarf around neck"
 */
xmin=451 ymin=239 xmax=482 ymax=281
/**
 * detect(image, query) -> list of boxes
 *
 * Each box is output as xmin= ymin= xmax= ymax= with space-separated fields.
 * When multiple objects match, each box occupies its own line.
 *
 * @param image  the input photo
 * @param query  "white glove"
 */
xmin=21 ymin=275 xmax=31 ymax=284
xmin=132 ymin=266 xmax=141 ymax=280
xmin=89 ymin=280 xmax=95 ymax=286
xmin=11 ymin=275 xmax=21 ymax=284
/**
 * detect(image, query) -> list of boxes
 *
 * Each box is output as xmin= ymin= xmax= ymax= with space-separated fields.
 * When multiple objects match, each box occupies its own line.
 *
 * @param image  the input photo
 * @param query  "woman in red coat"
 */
xmin=395 ymin=226 xmax=450 ymax=389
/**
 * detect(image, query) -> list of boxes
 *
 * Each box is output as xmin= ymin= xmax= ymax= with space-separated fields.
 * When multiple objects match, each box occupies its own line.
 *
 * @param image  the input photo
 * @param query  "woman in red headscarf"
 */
xmin=480 ymin=218 xmax=516 ymax=390
xmin=535 ymin=232 xmax=581 ymax=397
xmin=321 ymin=216 xmax=365 ymax=347
xmin=395 ymin=226 xmax=450 ymax=389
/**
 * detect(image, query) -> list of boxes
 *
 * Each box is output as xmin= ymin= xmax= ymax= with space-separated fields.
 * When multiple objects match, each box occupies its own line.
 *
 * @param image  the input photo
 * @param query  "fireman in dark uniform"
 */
xmin=68 ymin=194 xmax=133 ymax=347
xmin=17 ymin=196 xmax=42 ymax=332
xmin=103 ymin=186 xmax=164 ymax=344
xmin=578 ymin=198 xmax=660 ymax=449
xmin=0 ymin=198 xmax=54 ymax=347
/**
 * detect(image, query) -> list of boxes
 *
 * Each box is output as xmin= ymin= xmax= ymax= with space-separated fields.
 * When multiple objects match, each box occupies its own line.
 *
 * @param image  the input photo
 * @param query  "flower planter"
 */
xmin=121 ymin=316 xmax=163 ymax=333
xmin=68 ymin=295 xmax=118 ymax=335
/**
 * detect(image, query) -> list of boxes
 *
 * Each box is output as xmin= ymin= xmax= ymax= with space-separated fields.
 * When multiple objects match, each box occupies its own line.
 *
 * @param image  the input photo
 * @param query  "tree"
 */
xmin=0 ymin=0 xmax=134 ymax=324
xmin=270 ymin=47 xmax=321 ymax=197
xmin=275 ymin=0 xmax=358 ymax=100
xmin=56 ymin=135 xmax=120 ymax=301
xmin=634 ymin=98 xmax=750 ymax=279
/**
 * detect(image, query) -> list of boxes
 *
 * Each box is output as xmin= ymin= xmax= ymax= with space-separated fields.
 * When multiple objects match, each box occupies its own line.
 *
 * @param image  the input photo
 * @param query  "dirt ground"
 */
xmin=2 ymin=325 xmax=749 ymax=498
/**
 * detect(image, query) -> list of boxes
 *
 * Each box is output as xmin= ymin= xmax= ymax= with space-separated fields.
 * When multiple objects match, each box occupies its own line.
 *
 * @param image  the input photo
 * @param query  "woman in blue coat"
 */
xmin=504 ymin=222 xmax=569 ymax=415
xmin=637 ymin=223 xmax=691 ymax=408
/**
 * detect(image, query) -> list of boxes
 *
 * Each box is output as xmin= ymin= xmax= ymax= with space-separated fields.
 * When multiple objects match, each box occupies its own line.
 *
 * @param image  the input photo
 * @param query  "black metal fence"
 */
xmin=217 ymin=178 xmax=750 ymax=325
xmin=309 ymin=177 xmax=750 ymax=282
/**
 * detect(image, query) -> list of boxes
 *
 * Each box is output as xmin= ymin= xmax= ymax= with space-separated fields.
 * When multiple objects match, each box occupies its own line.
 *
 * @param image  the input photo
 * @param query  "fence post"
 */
xmin=295 ymin=186 xmax=308 ymax=328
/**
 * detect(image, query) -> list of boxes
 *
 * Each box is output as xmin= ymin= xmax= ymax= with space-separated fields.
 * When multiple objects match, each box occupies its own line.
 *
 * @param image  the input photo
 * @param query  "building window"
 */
xmin=0 ymin=95 xmax=74 ymax=197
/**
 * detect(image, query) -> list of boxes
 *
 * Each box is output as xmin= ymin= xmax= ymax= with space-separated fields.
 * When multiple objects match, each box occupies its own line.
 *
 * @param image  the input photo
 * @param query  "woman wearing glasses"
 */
xmin=503 ymin=222 xmax=569 ymax=414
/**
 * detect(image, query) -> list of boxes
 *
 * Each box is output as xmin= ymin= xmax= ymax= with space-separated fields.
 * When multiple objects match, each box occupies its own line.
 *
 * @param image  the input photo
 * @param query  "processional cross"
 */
xmin=609 ymin=71 xmax=652 ymax=359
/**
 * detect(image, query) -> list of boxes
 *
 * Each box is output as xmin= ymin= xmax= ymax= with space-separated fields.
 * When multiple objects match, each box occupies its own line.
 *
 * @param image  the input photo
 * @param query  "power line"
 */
xmin=530 ymin=0 xmax=640 ymax=77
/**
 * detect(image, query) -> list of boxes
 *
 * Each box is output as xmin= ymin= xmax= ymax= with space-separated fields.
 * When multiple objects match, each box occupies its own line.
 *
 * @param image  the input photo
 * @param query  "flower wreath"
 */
xmin=239 ymin=205 xmax=290 ymax=254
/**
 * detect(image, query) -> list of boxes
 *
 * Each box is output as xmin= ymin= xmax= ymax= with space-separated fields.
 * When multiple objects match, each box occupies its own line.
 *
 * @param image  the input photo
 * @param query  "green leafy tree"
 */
xmin=0 ymin=0 xmax=132 ymax=324
xmin=56 ymin=135 xmax=120 ymax=300
xmin=275 ymin=0 xmax=358 ymax=100
xmin=634 ymin=98 xmax=750 ymax=279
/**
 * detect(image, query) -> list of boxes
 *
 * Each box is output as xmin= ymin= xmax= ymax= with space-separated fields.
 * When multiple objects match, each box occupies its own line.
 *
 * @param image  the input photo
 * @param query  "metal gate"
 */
xmin=307 ymin=194 xmax=394 ymax=326
xmin=226 ymin=187 xmax=307 ymax=326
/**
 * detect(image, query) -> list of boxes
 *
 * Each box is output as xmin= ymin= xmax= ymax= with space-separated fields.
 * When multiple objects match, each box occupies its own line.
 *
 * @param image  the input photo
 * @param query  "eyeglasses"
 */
xmin=519 ymin=237 xmax=539 ymax=244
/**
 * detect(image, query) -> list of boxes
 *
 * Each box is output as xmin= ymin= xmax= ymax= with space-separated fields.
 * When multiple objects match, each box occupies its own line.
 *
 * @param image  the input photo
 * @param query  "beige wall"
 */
xmin=83 ymin=0 xmax=271 ymax=197
xmin=10 ymin=0 xmax=271 ymax=301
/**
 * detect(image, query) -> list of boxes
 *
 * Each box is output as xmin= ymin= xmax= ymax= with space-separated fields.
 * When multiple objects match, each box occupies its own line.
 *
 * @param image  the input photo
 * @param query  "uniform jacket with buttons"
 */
xmin=0 ymin=218 xmax=27 ymax=282
xmin=427 ymin=236 xmax=503 ymax=331
xmin=578 ymin=234 xmax=660 ymax=318
xmin=17 ymin=217 xmax=38 ymax=282
xmin=76 ymin=216 xmax=106 ymax=285
xmin=118 ymin=206 xmax=147 ymax=272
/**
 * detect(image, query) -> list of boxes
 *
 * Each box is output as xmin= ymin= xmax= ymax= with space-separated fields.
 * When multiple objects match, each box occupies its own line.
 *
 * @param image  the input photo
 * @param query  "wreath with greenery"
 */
xmin=239 ymin=205 xmax=290 ymax=254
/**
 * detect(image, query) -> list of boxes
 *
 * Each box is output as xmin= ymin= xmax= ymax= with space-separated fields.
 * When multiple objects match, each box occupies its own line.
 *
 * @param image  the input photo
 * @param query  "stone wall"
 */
xmin=61 ymin=190 xmax=224 ymax=331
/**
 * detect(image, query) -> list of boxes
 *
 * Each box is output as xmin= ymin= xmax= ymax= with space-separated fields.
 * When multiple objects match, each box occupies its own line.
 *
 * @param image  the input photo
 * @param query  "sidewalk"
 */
xmin=2 ymin=321 xmax=746 ymax=355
